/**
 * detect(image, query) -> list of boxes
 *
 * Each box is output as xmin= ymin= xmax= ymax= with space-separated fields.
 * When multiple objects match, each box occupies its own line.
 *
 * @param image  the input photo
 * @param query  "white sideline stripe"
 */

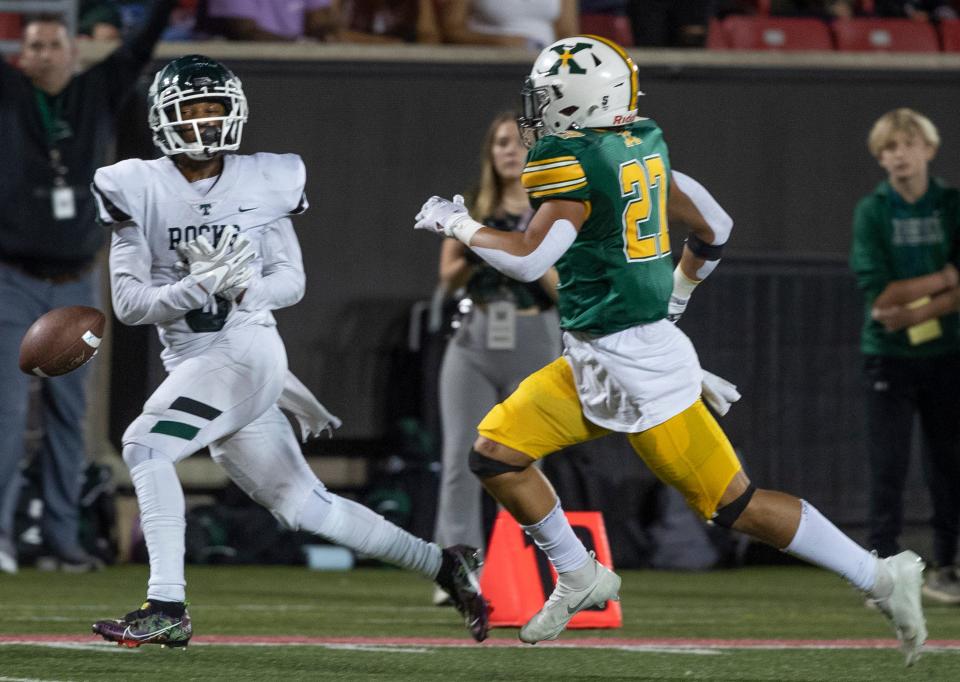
xmin=0 ymin=642 xmax=130 ymax=654
xmin=0 ymin=676 xmax=74 ymax=682
xmin=0 ymin=642 xmax=120 ymax=649
xmin=9 ymin=640 xmax=960 ymax=652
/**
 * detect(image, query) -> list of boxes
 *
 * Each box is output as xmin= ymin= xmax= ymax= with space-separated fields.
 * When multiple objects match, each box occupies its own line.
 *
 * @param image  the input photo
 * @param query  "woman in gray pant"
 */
xmin=432 ymin=112 xmax=560 ymax=604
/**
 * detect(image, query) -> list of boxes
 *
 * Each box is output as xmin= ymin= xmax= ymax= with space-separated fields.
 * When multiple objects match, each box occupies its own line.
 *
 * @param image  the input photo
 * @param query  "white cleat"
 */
xmin=0 ymin=548 xmax=17 ymax=575
xmin=869 ymin=550 xmax=927 ymax=667
xmin=519 ymin=555 xmax=621 ymax=644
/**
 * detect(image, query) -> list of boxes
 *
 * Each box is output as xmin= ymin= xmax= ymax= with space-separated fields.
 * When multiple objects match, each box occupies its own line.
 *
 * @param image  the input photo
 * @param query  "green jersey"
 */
xmin=522 ymin=120 xmax=673 ymax=336
xmin=850 ymin=178 xmax=960 ymax=358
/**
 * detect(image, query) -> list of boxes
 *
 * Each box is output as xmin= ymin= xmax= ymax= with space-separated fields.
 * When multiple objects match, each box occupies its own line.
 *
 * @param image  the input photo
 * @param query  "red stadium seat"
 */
xmin=832 ymin=18 xmax=939 ymax=52
xmin=580 ymin=13 xmax=633 ymax=47
xmin=718 ymin=16 xmax=833 ymax=50
xmin=706 ymin=18 xmax=729 ymax=49
xmin=938 ymin=19 xmax=960 ymax=51
xmin=0 ymin=13 xmax=21 ymax=40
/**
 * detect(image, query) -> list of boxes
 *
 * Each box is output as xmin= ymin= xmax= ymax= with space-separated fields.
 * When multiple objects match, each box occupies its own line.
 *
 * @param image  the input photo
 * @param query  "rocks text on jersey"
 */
xmin=167 ymin=224 xmax=240 ymax=251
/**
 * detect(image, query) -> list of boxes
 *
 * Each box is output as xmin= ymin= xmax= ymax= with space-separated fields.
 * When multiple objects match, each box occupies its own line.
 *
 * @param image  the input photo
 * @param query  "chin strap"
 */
xmin=182 ymin=150 xmax=217 ymax=161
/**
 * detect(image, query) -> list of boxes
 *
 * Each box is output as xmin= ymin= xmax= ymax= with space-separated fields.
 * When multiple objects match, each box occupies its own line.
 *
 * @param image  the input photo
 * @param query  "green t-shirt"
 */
xmin=850 ymin=178 xmax=960 ymax=357
xmin=522 ymin=120 xmax=673 ymax=336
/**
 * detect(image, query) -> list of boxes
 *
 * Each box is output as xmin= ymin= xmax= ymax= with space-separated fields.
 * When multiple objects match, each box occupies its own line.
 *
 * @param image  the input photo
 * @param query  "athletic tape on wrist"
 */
xmin=673 ymin=266 xmax=700 ymax=299
xmin=449 ymin=216 xmax=484 ymax=245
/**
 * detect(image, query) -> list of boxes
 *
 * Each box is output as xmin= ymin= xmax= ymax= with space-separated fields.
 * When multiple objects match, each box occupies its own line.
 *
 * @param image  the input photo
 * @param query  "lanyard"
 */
xmin=34 ymin=88 xmax=71 ymax=184
xmin=34 ymin=87 xmax=71 ymax=147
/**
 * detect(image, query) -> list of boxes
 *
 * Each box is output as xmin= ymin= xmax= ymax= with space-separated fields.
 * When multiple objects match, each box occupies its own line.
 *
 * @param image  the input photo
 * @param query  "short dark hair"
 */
xmin=23 ymin=13 xmax=69 ymax=30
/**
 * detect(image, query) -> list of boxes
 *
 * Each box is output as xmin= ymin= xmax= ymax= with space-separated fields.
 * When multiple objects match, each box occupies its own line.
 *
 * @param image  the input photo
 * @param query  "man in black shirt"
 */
xmin=0 ymin=1 xmax=174 ymax=574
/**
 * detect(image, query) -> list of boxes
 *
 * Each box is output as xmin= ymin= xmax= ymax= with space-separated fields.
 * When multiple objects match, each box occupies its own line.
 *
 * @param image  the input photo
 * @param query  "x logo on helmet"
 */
xmin=545 ymin=43 xmax=592 ymax=76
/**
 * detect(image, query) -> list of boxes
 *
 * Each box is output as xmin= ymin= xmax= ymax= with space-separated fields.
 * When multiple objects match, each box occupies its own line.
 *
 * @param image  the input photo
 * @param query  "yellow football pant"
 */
xmin=477 ymin=357 xmax=742 ymax=519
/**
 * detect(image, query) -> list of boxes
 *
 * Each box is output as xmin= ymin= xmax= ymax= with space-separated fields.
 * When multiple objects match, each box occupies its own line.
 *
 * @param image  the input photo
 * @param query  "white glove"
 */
xmin=701 ymin=369 xmax=740 ymax=417
xmin=414 ymin=194 xmax=483 ymax=244
xmin=177 ymin=226 xmax=255 ymax=296
xmin=176 ymin=232 xmax=214 ymax=267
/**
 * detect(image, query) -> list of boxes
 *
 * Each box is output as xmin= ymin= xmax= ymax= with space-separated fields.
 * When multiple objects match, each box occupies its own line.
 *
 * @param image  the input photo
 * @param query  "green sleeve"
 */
xmin=849 ymin=195 xmax=890 ymax=302
xmin=949 ymin=189 xmax=960 ymax=267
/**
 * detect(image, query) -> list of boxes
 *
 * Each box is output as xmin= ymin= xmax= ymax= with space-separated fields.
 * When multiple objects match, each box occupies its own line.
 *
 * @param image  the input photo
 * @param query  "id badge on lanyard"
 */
xmin=51 ymin=182 xmax=76 ymax=220
xmin=37 ymin=90 xmax=75 ymax=220
xmin=49 ymin=149 xmax=75 ymax=220
xmin=486 ymin=300 xmax=517 ymax=350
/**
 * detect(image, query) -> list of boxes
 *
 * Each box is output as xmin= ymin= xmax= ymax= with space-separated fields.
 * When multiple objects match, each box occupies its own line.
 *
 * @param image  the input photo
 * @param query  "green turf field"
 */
xmin=1 ymin=564 xmax=958 ymax=680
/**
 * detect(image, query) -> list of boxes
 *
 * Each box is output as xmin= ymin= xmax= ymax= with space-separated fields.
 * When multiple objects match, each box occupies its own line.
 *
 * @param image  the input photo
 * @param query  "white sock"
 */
xmin=130 ymin=459 xmax=186 ymax=603
xmin=521 ymin=500 xmax=590 ymax=575
xmin=298 ymin=487 xmax=442 ymax=579
xmin=785 ymin=500 xmax=879 ymax=593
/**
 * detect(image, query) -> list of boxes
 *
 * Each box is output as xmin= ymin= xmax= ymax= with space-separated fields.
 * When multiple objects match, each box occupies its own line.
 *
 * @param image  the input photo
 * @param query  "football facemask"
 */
xmin=149 ymin=55 xmax=248 ymax=161
xmin=517 ymin=35 xmax=642 ymax=147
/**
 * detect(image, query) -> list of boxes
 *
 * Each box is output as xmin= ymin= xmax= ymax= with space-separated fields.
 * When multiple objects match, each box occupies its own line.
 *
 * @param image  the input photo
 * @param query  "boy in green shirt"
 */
xmin=850 ymin=107 xmax=960 ymax=604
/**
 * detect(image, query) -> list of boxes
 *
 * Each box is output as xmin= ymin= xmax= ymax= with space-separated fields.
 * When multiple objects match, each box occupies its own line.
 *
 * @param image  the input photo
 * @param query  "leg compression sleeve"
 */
xmin=297 ymin=486 xmax=442 ymax=580
xmin=129 ymin=453 xmax=186 ymax=603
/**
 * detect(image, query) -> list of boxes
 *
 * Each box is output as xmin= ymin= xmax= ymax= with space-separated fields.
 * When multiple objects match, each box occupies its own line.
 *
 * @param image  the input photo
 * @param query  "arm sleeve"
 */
xmin=471 ymin=218 xmax=577 ymax=282
xmin=850 ymin=198 xmax=891 ymax=301
xmin=673 ymin=170 xmax=733 ymax=246
xmin=110 ymin=225 xmax=212 ymax=326
xmin=237 ymin=218 xmax=306 ymax=312
xmin=88 ymin=0 xmax=176 ymax=108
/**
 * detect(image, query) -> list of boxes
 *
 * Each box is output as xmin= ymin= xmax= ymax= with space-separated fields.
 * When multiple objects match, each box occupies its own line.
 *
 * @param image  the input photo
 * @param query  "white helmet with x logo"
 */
xmin=518 ymin=35 xmax=642 ymax=147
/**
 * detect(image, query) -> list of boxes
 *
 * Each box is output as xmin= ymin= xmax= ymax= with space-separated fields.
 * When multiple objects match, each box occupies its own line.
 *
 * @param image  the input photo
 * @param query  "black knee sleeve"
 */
xmin=711 ymin=483 xmax=756 ymax=529
xmin=468 ymin=449 xmax=527 ymax=479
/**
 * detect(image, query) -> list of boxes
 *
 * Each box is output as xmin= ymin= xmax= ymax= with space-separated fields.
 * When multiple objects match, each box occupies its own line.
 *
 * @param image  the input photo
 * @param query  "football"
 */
xmin=18 ymin=305 xmax=106 ymax=377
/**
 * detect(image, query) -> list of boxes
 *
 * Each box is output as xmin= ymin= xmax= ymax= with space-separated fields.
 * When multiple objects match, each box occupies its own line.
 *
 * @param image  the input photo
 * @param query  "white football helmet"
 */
xmin=518 ymin=35 xmax=642 ymax=147
xmin=148 ymin=55 xmax=248 ymax=160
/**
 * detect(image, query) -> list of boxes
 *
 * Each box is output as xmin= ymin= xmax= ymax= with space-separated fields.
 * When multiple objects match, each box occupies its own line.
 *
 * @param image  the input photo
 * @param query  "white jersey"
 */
xmin=94 ymin=153 xmax=308 ymax=367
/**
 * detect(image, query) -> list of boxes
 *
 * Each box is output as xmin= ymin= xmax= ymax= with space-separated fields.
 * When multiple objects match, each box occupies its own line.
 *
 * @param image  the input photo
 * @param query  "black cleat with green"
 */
xmin=436 ymin=545 xmax=489 ymax=642
xmin=92 ymin=600 xmax=192 ymax=648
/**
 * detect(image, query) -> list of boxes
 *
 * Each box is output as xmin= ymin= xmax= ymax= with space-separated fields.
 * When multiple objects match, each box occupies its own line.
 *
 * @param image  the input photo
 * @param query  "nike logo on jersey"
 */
xmin=238 ymin=206 xmax=257 ymax=213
